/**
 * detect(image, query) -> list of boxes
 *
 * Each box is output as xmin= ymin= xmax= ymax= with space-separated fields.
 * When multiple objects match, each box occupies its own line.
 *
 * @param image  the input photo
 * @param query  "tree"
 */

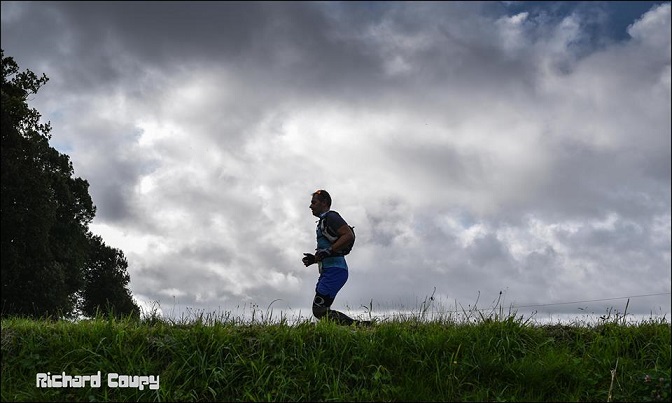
xmin=81 ymin=234 xmax=140 ymax=318
xmin=1 ymin=50 xmax=140 ymax=318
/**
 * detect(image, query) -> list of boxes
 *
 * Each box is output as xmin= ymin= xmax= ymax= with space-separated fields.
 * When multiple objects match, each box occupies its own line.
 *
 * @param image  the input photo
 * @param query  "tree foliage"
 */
xmin=1 ymin=50 xmax=140 ymax=319
xmin=81 ymin=234 xmax=139 ymax=318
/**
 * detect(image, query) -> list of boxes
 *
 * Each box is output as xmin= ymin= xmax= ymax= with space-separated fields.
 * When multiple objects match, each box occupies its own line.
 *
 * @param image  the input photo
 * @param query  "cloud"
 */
xmin=1 ymin=1 xmax=669 ymax=322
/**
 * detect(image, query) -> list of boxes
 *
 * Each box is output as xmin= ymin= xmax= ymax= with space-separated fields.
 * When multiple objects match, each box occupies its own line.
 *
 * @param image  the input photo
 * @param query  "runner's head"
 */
xmin=310 ymin=189 xmax=331 ymax=217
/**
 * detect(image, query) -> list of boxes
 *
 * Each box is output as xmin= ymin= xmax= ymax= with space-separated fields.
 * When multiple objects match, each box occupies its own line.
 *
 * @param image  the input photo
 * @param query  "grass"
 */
xmin=1 ymin=303 xmax=669 ymax=402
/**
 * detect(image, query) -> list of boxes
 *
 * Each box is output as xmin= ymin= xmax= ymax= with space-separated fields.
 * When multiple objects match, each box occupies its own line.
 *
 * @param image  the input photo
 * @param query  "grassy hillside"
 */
xmin=1 ymin=312 xmax=669 ymax=402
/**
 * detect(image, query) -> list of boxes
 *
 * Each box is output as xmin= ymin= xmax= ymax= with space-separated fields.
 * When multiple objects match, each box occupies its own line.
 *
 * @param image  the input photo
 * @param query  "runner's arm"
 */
xmin=330 ymin=224 xmax=354 ymax=254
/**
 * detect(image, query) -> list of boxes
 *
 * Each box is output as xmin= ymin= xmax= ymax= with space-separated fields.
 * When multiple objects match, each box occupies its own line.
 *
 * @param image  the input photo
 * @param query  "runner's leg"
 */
xmin=312 ymin=291 xmax=356 ymax=325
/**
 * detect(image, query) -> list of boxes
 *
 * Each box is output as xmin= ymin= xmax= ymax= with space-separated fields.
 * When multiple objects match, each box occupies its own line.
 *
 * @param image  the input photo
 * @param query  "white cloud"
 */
xmin=627 ymin=3 xmax=671 ymax=52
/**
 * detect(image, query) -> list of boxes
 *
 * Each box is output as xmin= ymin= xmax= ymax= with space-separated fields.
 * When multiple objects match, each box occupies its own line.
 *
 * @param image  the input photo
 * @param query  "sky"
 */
xmin=2 ymin=1 xmax=670 ymax=324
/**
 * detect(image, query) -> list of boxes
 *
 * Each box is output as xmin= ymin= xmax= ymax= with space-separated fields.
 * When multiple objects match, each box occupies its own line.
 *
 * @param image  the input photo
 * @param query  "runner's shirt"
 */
xmin=316 ymin=210 xmax=348 ymax=270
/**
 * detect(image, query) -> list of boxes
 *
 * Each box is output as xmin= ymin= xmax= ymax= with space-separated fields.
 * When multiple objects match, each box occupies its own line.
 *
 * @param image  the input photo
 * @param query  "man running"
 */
xmin=302 ymin=189 xmax=369 ymax=326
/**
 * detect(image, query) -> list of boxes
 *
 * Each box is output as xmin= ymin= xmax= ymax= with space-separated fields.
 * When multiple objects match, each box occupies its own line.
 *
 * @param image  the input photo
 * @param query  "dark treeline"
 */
xmin=1 ymin=50 xmax=140 ymax=319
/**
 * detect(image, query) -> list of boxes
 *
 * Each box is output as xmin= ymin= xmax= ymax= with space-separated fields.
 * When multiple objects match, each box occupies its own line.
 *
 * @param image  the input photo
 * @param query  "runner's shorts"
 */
xmin=315 ymin=266 xmax=348 ymax=298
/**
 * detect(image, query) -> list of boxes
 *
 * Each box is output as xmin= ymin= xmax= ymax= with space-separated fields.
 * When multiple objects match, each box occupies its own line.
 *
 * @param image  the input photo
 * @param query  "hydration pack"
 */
xmin=319 ymin=211 xmax=355 ymax=255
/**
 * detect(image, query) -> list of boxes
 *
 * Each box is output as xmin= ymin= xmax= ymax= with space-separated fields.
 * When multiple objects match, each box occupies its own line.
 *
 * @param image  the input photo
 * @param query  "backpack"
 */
xmin=319 ymin=211 xmax=355 ymax=255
